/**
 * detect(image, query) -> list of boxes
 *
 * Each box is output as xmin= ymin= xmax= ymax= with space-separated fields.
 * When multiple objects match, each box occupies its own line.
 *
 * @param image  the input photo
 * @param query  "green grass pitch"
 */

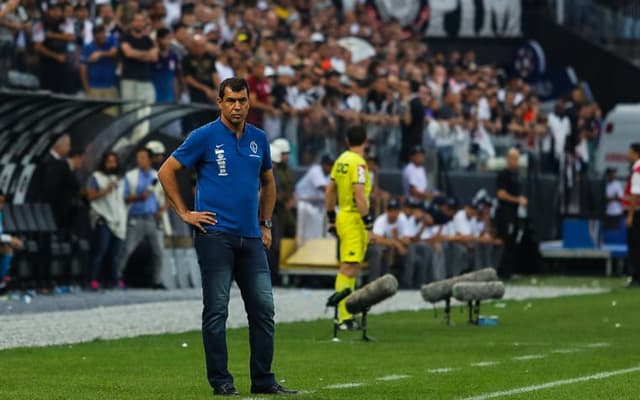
xmin=2 ymin=288 xmax=640 ymax=399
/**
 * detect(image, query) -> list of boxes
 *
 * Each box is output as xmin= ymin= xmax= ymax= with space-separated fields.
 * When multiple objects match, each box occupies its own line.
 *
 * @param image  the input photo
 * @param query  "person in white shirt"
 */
xmin=295 ymin=154 xmax=333 ymax=246
xmin=366 ymin=199 xmax=408 ymax=282
xmin=402 ymin=145 xmax=437 ymax=203
xmin=547 ymin=100 xmax=570 ymax=167
xmin=605 ymin=167 xmax=624 ymax=230
xmin=435 ymin=197 xmax=475 ymax=277
xmin=401 ymin=201 xmax=440 ymax=287
xmin=86 ymin=151 xmax=127 ymax=290
xmin=417 ymin=203 xmax=449 ymax=282
xmin=470 ymin=197 xmax=503 ymax=271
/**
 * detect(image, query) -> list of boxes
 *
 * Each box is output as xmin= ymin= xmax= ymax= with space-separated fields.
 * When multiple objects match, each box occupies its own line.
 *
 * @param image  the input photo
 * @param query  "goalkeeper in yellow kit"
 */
xmin=325 ymin=125 xmax=372 ymax=329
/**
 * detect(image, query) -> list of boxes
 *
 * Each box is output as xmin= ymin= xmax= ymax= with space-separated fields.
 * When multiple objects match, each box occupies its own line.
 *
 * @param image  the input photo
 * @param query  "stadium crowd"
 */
xmin=0 ymin=0 xmax=604 ymax=172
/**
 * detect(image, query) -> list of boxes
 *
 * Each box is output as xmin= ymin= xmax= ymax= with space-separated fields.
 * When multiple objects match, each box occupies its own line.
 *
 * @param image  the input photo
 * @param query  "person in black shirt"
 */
xmin=495 ymin=148 xmax=527 ymax=278
xmin=400 ymin=82 xmax=430 ymax=165
xmin=119 ymin=12 xmax=157 ymax=103
xmin=182 ymin=34 xmax=218 ymax=104
xmin=33 ymin=4 xmax=73 ymax=93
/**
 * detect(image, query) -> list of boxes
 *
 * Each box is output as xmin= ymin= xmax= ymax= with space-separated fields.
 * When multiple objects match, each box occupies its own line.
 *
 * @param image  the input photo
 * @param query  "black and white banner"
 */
xmin=367 ymin=0 xmax=522 ymax=38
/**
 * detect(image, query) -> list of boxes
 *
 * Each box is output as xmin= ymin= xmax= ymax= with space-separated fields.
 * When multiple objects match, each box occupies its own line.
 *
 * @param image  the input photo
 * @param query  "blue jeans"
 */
xmin=89 ymin=220 xmax=124 ymax=283
xmin=194 ymin=231 xmax=276 ymax=389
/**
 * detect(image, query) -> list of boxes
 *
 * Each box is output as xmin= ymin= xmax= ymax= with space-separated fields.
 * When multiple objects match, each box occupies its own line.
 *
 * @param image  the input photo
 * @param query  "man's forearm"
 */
xmin=158 ymin=163 xmax=189 ymax=216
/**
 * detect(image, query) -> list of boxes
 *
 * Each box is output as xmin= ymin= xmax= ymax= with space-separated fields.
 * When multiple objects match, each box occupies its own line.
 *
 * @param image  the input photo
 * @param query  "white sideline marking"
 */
xmin=512 ymin=354 xmax=546 ymax=361
xmin=550 ymin=348 xmax=582 ymax=354
xmin=325 ymin=383 xmax=363 ymax=389
xmin=459 ymin=365 xmax=640 ymax=400
xmin=427 ymin=368 xmax=458 ymax=374
xmin=471 ymin=361 xmax=500 ymax=367
xmin=376 ymin=374 xmax=411 ymax=381
xmin=584 ymin=342 xmax=610 ymax=348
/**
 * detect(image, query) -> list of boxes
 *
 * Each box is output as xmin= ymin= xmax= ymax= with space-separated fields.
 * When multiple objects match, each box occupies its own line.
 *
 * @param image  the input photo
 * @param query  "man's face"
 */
xmin=217 ymin=87 xmax=250 ymax=126
xmin=95 ymin=30 xmax=106 ymax=45
xmin=136 ymin=150 xmax=151 ymax=169
xmin=105 ymin=154 xmax=118 ymax=174
xmin=387 ymin=208 xmax=400 ymax=223
xmin=411 ymin=151 xmax=424 ymax=166
xmin=131 ymin=14 xmax=146 ymax=33
xmin=321 ymin=162 xmax=332 ymax=175
xmin=75 ymin=7 xmax=88 ymax=21
xmin=192 ymin=37 xmax=206 ymax=57
xmin=507 ymin=150 xmax=520 ymax=171
xmin=629 ymin=149 xmax=640 ymax=164
xmin=100 ymin=5 xmax=114 ymax=22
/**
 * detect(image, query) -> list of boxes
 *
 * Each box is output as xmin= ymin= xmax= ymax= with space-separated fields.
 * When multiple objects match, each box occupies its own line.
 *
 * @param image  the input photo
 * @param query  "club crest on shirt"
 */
xmin=250 ymin=141 xmax=258 ymax=154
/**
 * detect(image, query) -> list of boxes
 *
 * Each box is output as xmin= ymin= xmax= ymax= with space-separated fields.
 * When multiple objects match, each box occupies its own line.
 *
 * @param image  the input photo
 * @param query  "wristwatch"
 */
xmin=260 ymin=219 xmax=273 ymax=229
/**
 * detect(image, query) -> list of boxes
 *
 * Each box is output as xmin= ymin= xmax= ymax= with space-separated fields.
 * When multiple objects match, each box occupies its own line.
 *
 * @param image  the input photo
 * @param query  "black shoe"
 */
xmin=251 ymin=383 xmax=298 ymax=395
xmin=212 ymin=383 xmax=240 ymax=396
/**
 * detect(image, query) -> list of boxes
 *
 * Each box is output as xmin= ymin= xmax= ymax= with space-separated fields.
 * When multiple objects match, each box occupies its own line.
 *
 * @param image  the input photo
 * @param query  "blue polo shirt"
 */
xmin=80 ymin=38 xmax=117 ymax=89
xmin=172 ymin=118 xmax=272 ymax=238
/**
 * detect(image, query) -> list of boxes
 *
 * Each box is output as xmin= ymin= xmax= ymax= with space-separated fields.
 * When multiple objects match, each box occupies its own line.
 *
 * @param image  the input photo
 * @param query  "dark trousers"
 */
xmin=627 ymin=211 xmax=640 ymax=281
xmin=496 ymin=206 xmax=518 ymax=279
xmin=194 ymin=231 xmax=276 ymax=389
xmin=89 ymin=220 xmax=124 ymax=283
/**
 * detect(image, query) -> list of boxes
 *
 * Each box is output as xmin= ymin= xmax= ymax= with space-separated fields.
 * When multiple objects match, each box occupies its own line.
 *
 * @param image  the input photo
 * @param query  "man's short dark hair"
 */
xmin=631 ymin=143 xmax=640 ymax=155
xmin=156 ymin=27 xmax=170 ymax=39
xmin=346 ymin=125 xmax=367 ymax=147
xmin=137 ymin=147 xmax=153 ymax=159
xmin=92 ymin=24 xmax=105 ymax=35
xmin=218 ymin=77 xmax=250 ymax=99
xmin=172 ymin=22 xmax=187 ymax=33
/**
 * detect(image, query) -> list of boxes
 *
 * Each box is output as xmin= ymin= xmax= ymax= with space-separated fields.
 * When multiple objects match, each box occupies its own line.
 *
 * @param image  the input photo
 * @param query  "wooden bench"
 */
xmin=279 ymin=238 xmax=368 ymax=285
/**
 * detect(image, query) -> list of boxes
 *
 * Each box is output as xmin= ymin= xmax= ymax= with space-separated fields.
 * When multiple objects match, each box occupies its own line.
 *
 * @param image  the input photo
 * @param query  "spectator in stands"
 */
xmin=72 ymin=3 xmax=92 ymax=47
xmin=79 ymin=24 xmax=118 ymax=100
xmin=246 ymin=59 xmax=276 ymax=128
xmin=86 ymin=151 xmax=126 ymax=291
xmin=369 ymin=198 xmax=409 ymax=283
xmin=605 ymin=167 xmax=624 ymax=230
xmin=402 ymin=145 xmax=437 ymax=204
xmin=120 ymin=148 xmax=165 ymax=289
xmin=271 ymin=138 xmax=296 ymax=239
xmin=295 ymin=153 xmax=333 ymax=246
xmin=0 ymin=190 xmax=23 ymax=294
xmin=495 ymin=148 xmax=527 ymax=279
xmin=0 ymin=0 xmax=22 ymax=87
xmin=33 ymin=3 xmax=73 ymax=93
xmin=400 ymin=82 xmax=430 ymax=164
xmin=119 ymin=12 xmax=157 ymax=103
xmin=182 ymin=33 xmax=217 ymax=104
xmin=97 ymin=4 xmax=119 ymax=41
xmin=152 ymin=27 xmax=179 ymax=103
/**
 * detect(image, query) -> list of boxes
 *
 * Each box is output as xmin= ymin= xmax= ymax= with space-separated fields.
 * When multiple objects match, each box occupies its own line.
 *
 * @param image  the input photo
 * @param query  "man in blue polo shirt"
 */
xmin=79 ymin=24 xmax=118 ymax=101
xmin=158 ymin=77 xmax=297 ymax=397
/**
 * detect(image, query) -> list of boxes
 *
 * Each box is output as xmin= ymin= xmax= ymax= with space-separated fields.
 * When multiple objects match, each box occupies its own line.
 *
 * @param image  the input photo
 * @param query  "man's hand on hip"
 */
xmin=261 ymin=226 xmax=272 ymax=249
xmin=179 ymin=210 xmax=217 ymax=233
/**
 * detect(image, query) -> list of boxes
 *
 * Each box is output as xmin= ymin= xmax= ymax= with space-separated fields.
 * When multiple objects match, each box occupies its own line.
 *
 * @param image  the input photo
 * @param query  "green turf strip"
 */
xmin=1 ymin=289 xmax=639 ymax=399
